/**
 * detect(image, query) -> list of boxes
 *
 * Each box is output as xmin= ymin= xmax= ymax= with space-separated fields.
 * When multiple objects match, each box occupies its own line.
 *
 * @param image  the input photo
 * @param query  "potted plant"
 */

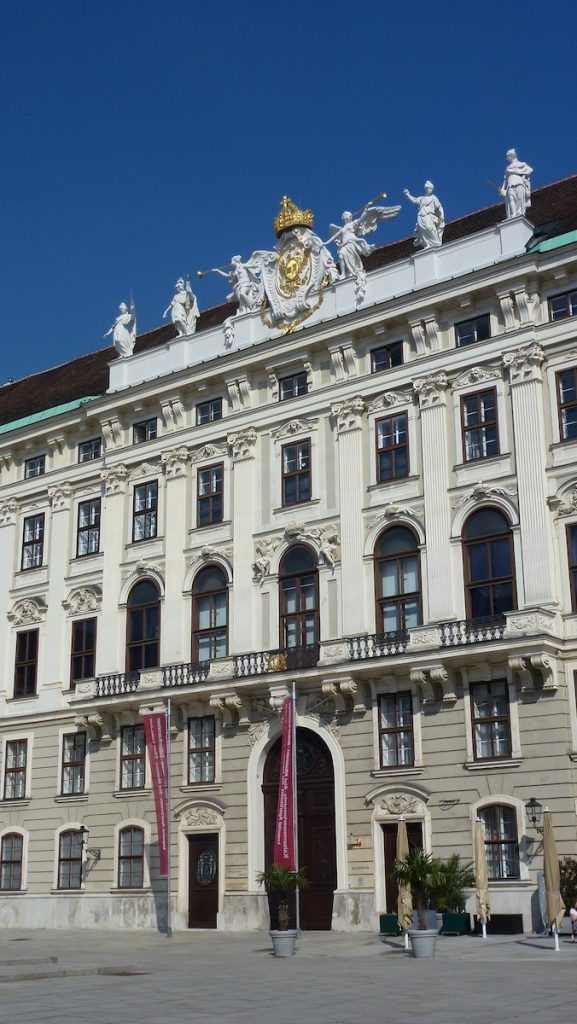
xmin=257 ymin=864 xmax=308 ymax=957
xmin=393 ymin=849 xmax=439 ymax=958
xmin=431 ymin=854 xmax=475 ymax=935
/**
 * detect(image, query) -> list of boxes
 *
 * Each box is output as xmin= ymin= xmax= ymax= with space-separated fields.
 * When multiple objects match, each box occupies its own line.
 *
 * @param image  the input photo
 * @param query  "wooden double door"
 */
xmin=188 ymin=833 xmax=219 ymax=928
xmin=263 ymin=728 xmax=337 ymax=930
xmin=382 ymin=821 xmax=423 ymax=911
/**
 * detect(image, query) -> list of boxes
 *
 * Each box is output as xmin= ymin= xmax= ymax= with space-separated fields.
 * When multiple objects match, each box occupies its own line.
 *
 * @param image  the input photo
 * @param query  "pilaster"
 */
xmin=0 ymin=499 xmax=19 ymax=701
xmin=98 ymin=465 xmax=128 ymax=673
xmin=228 ymin=429 xmax=257 ymax=652
xmin=160 ymin=447 xmax=190 ymax=664
xmin=331 ymin=397 xmax=365 ymax=635
xmin=43 ymin=484 xmax=73 ymax=685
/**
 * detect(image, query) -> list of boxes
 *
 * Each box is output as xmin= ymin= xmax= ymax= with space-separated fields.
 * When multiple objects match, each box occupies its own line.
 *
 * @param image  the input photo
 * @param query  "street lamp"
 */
xmin=79 ymin=826 xmax=101 ymax=864
xmin=526 ymin=797 xmax=542 ymax=827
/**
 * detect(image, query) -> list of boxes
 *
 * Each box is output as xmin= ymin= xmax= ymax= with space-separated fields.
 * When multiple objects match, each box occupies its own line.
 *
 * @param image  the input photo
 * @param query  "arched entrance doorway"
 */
xmin=263 ymin=727 xmax=337 ymax=930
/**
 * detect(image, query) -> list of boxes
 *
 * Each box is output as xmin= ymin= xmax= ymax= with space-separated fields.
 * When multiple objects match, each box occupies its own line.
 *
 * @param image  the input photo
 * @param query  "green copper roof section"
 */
xmin=0 ymin=396 xmax=102 ymax=436
xmin=528 ymin=230 xmax=577 ymax=253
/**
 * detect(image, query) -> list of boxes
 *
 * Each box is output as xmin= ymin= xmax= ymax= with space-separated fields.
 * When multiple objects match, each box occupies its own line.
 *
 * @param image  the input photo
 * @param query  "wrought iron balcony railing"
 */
xmin=439 ymin=616 xmax=506 ymax=647
xmin=234 ymin=644 xmax=320 ymax=678
xmin=348 ymin=631 xmax=409 ymax=661
xmin=95 ymin=671 xmax=139 ymax=697
xmin=162 ymin=662 xmax=209 ymax=687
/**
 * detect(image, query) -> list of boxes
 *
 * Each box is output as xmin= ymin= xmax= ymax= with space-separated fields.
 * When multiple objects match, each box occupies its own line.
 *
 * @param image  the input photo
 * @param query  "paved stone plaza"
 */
xmin=0 ymin=929 xmax=575 ymax=1024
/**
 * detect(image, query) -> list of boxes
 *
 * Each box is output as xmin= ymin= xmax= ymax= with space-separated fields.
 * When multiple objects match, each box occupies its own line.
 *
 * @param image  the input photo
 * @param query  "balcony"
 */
xmin=162 ymin=662 xmax=209 ymax=687
xmin=95 ymin=671 xmax=139 ymax=697
xmin=234 ymin=644 xmax=320 ymax=678
xmin=439 ymin=616 xmax=506 ymax=647
xmin=348 ymin=631 xmax=409 ymax=662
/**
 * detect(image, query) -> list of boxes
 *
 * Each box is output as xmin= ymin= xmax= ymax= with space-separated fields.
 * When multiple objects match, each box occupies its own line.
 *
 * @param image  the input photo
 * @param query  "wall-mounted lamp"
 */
xmin=79 ymin=826 xmax=101 ymax=864
xmin=526 ymin=797 xmax=543 ymax=828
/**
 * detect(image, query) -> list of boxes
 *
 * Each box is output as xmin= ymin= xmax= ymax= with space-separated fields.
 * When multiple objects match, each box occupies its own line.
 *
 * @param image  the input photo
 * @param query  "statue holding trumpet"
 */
xmin=197 ymin=254 xmax=263 ymax=315
xmin=324 ymin=192 xmax=401 ymax=303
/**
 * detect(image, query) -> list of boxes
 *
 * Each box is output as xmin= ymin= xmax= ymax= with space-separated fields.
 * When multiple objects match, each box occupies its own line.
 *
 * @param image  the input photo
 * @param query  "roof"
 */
xmin=2 ymin=175 xmax=577 ymax=432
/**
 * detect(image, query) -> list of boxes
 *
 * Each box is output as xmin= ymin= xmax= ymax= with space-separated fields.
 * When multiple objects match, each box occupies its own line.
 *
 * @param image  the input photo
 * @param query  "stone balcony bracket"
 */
xmin=321 ymin=676 xmax=366 ymax=717
xmin=508 ymin=653 xmax=558 ymax=695
xmin=209 ymin=692 xmax=250 ymax=729
xmin=74 ymin=712 xmax=114 ymax=743
xmin=268 ymin=684 xmax=290 ymax=715
xmin=410 ymin=663 xmax=457 ymax=707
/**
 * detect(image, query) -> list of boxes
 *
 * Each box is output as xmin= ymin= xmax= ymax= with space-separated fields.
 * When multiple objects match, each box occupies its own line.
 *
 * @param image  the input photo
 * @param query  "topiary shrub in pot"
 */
xmin=257 ymin=864 xmax=308 ymax=957
xmin=431 ymin=854 xmax=475 ymax=935
xmin=393 ymin=849 xmax=439 ymax=957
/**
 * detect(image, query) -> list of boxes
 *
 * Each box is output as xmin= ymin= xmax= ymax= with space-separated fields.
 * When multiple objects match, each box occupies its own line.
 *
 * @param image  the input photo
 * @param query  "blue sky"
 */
xmin=1 ymin=0 xmax=574 ymax=384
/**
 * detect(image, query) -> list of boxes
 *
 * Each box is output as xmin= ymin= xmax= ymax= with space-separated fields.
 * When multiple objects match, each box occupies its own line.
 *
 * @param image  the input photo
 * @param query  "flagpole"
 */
xmin=166 ymin=697 xmax=172 ymax=938
xmin=292 ymin=680 xmax=300 ymax=935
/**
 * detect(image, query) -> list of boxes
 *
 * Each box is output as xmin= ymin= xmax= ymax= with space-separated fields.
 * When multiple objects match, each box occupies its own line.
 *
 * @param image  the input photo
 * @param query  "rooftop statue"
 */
xmin=103 ymin=300 xmax=136 ymax=358
xmin=325 ymin=196 xmax=401 ymax=303
xmin=198 ymin=255 xmax=263 ymax=314
xmin=163 ymin=276 xmax=199 ymax=337
xmin=501 ymin=149 xmax=533 ymax=219
xmin=403 ymin=182 xmax=445 ymax=250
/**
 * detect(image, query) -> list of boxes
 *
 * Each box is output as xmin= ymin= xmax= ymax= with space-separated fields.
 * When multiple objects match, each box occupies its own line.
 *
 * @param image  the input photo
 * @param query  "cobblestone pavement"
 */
xmin=0 ymin=929 xmax=575 ymax=1024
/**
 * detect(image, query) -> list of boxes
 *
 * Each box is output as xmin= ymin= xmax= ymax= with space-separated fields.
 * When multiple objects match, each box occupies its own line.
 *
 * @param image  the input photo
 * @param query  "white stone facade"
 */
xmin=2 ymin=186 xmax=577 ymax=933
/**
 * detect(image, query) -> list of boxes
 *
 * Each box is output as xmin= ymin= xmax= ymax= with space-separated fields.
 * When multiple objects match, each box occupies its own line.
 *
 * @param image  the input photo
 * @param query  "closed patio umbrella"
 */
xmin=474 ymin=817 xmax=490 ymax=939
xmin=543 ymin=808 xmax=565 ymax=951
xmin=396 ymin=817 xmax=413 ymax=948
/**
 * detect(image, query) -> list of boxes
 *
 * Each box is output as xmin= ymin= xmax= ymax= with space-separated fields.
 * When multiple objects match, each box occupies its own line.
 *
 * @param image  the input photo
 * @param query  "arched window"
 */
xmin=57 ymin=829 xmax=83 ymax=889
xmin=478 ymin=804 xmax=520 ymax=880
xmin=463 ymin=508 xmax=516 ymax=619
xmin=0 ymin=833 xmax=23 ymax=891
xmin=279 ymin=546 xmax=319 ymax=649
xmin=192 ymin=567 xmax=228 ymax=661
xmin=118 ymin=826 xmax=145 ymax=889
xmin=126 ymin=580 xmax=160 ymax=672
xmin=374 ymin=527 xmax=421 ymax=633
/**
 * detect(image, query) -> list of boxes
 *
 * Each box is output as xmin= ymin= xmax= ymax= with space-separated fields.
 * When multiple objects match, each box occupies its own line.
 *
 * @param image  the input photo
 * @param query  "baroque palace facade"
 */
xmin=2 ymin=175 xmax=577 ymax=933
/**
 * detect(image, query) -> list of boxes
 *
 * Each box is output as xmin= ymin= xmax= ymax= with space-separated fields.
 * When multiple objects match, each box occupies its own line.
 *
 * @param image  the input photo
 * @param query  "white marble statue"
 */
xmin=325 ymin=201 xmax=401 ymax=303
xmin=501 ymin=149 xmax=533 ymax=218
xmin=163 ymin=276 xmax=200 ymax=337
xmin=201 ymin=255 xmax=263 ymax=314
xmin=103 ymin=300 xmax=136 ymax=358
xmin=403 ymin=182 xmax=445 ymax=249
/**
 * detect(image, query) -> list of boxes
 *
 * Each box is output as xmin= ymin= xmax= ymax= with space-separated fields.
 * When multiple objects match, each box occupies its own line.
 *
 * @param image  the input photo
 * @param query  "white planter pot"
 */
xmin=408 ymin=928 xmax=438 ymax=958
xmin=270 ymin=929 xmax=298 ymax=957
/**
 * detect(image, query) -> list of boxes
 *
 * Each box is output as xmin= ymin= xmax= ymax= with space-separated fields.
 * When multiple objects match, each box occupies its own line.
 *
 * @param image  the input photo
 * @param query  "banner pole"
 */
xmin=292 ymin=680 xmax=300 ymax=936
xmin=166 ymin=697 xmax=172 ymax=938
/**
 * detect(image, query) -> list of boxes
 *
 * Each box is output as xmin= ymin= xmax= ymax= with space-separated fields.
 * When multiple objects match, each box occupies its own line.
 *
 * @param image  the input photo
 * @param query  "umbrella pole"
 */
xmin=404 ymin=931 xmax=409 ymax=950
xmin=481 ymin=921 xmax=486 ymax=940
xmin=553 ymin=923 xmax=560 ymax=952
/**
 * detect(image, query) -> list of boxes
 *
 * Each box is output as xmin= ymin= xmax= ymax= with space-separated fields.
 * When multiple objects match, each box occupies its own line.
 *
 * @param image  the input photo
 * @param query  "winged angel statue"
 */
xmin=325 ymin=200 xmax=401 ymax=303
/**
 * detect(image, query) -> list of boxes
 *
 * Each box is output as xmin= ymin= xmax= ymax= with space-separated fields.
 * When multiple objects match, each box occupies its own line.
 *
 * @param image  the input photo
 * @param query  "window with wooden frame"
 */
xmin=61 ymin=733 xmax=86 ymax=795
xmin=133 ymin=418 xmax=157 ymax=444
xmin=120 ymin=725 xmax=146 ymax=790
xmin=197 ymin=463 xmax=223 ymax=526
xmin=0 ymin=834 xmax=23 ymax=891
xmin=118 ymin=826 xmax=145 ymax=888
xmin=281 ymin=439 xmax=311 ymax=507
xmin=57 ymin=830 xmax=83 ymax=889
xmin=378 ymin=692 xmax=414 ymax=767
xmin=78 ymin=437 xmax=102 ymax=462
xmin=196 ymin=397 xmax=223 ymax=425
xmin=371 ymin=341 xmax=403 ymax=373
xmin=567 ymin=525 xmax=577 ymax=612
xmin=478 ymin=804 xmax=520 ymax=880
xmin=374 ymin=527 xmax=421 ymax=633
xmin=188 ymin=716 xmax=216 ymax=784
xmin=455 ymin=313 xmax=491 ymax=348
xmin=76 ymin=498 xmax=101 ymax=557
xmin=132 ymin=481 xmax=158 ymax=542
xmin=461 ymin=388 xmax=499 ymax=462
xmin=549 ymin=289 xmax=577 ymax=322
xmin=24 ymin=454 xmax=45 ymax=479
xmin=279 ymin=370 xmax=308 ymax=401
xmin=471 ymin=680 xmax=511 ymax=760
xmin=21 ymin=513 xmax=44 ymax=570
xmin=192 ymin=566 xmax=228 ymax=661
xmin=463 ymin=508 xmax=516 ymax=619
xmin=279 ymin=546 xmax=319 ymax=650
xmin=557 ymin=368 xmax=577 ymax=441
xmin=3 ymin=740 xmax=27 ymax=800
xmin=376 ymin=413 xmax=409 ymax=482
xmin=14 ymin=630 xmax=38 ymax=698
xmin=126 ymin=581 xmax=160 ymax=671
xmin=70 ymin=618 xmax=97 ymax=686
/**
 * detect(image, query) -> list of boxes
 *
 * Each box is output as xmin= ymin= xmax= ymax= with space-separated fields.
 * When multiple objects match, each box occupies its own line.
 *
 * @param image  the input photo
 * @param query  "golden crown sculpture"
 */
xmin=273 ymin=196 xmax=314 ymax=237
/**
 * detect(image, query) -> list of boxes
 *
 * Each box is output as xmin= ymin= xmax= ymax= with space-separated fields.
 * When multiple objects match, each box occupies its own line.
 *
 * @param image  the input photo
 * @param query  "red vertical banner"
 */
xmin=142 ymin=711 xmax=169 ymax=877
xmin=273 ymin=696 xmax=296 ymax=869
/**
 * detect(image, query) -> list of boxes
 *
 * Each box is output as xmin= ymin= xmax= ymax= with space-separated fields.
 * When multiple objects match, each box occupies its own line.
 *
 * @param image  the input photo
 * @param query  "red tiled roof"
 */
xmin=2 ymin=176 xmax=576 ymax=430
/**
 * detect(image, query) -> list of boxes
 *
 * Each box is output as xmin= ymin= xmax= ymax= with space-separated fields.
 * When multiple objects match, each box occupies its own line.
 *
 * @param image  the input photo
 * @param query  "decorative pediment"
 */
xmin=63 ymin=586 xmax=102 ymax=616
xmin=451 ymin=366 xmax=501 ymax=389
xmin=187 ymin=545 xmax=233 ymax=573
xmin=368 ymin=390 xmax=412 ymax=413
xmin=365 ymin=784 xmax=429 ymax=817
xmin=180 ymin=805 xmax=222 ymax=829
xmin=548 ymin=482 xmax=577 ymax=517
xmin=190 ymin=442 xmax=228 ymax=464
xmin=271 ymin=417 xmax=318 ymax=440
xmin=8 ymin=597 xmax=47 ymax=625
xmin=453 ymin=481 xmax=517 ymax=512
xmin=284 ymin=521 xmax=340 ymax=568
xmin=129 ymin=462 xmax=161 ymax=480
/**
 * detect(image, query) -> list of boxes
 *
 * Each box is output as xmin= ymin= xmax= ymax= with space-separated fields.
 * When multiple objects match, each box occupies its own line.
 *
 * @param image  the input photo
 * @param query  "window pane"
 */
xmin=379 ymin=561 xmax=398 ymax=597
xmin=403 ymin=599 xmax=420 ymax=629
xmin=469 ymin=543 xmax=489 ymax=581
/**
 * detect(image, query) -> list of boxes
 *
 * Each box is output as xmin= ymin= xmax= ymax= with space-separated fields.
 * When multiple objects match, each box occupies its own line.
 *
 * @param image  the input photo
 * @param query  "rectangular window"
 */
xmin=58 ymin=831 xmax=83 ymax=889
xmin=118 ymin=828 xmax=144 ymax=888
xmin=120 ymin=725 xmax=145 ymax=790
xmin=461 ymin=388 xmax=499 ymax=462
xmin=21 ymin=513 xmax=44 ymax=570
xmin=70 ymin=619 xmax=96 ymax=687
xmin=76 ymin=498 xmax=101 ymax=557
xmin=378 ymin=693 xmax=414 ymax=767
xmin=197 ymin=463 xmax=223 ymax=526
xmin=0 ymin=834 xmax=23 ymax=891
xmin=133 ymin=418 xmax=157 ymax=444
xmin=196 ymin=398 xmax=223 ymax=425
xmin=24 ymin=455 xmax=45 ymax=479
xmin=78 ymin=437 xmax=102 ymax=462
xmin=549 ymin=289 xmax=577 ymax=322
xmin=376 ymin=413 xmax=409 ymax=482
xmin=3 ymin=740 xmax=27 ymax=800
xmin=472 ymin=680 xmax=511 ymax=760
xmin=568 ymin=525 xmax=577 ymax=612
xmin=282 ymin=440 xmax=311 ymax=507
xmin=188 ymin=717 xmax=216 ymax=784
xmin=61 ymin=733 xmax=86 ymax=795
xmin=371 ymin=341 xmax=403 ymax=373
xmin=455 ymin=314 xmax=491 ymax=348
xmin=480 ymin=805 xmax=520 ymax=880
xmin=557 ymin=368 xmax=577 ymax=441
xmin=279 ymin=371 xmax=308 ymax=401
xmin=14 ymin=631 xmax=38 ymax=698
xmin=133 ymin=481 xmax=158 ymax=541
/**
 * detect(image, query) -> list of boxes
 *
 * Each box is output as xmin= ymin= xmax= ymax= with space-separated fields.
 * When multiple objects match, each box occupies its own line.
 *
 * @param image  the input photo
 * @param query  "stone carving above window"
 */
xmin=64 ymin=587 xmax=102 ymax=616
xmin=129 ymin=462 xmax=160 ymax=480
xmin=252 ymin=536 xmax=281 ymax=583
xmin=548 ymin=486 xmax=577 ymax=517
xmin=8 ymin=597 xmax=47 ymax=625
xmin=0 ymin=498 xmax=19 ymax=527
xmin=451 ymin=366 xmax=501 ymax=389
xmin=181 ymin=806 xmax=221 ymax=829
xmin=368 ymin=390 xmax=412 ymax=413
xmin=454 ymin=481 xmax=516 ymax=512
xmin=379 ymin=793 xmax=420 ymax=816
xmin=190 ymin=442 xmax=228 ymax=464
xmin=271 ymin=417 xmax=318 ymax=440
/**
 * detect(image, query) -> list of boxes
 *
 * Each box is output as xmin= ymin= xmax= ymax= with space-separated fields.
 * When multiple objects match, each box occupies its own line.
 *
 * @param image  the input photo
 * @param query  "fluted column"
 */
xmin=160 ymin=447 xmax=190 ymax=665
xmin=0 ymin=499 xmax=19 ymax=700
xmin=414 ymin=374 xmax=455 ymax=621
xmin=503 ymin=343 xmax=556 ymax=606
xmin=44 ymin=483 xmax=73 ymax=684
xmin=98 ymin=465 xmax=128 ymax=674
xmin=331 ymin=397 xmax=366 ymax=636
xmin=228 ymin=428 xmax=257 ymax=653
